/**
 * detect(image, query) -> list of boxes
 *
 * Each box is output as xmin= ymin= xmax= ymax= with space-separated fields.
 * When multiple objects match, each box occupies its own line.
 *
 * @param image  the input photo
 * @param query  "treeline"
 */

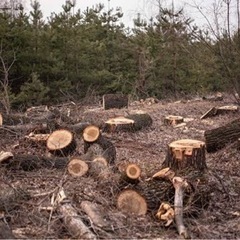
xmin=0 ymin=1 xmax=237 ymax=110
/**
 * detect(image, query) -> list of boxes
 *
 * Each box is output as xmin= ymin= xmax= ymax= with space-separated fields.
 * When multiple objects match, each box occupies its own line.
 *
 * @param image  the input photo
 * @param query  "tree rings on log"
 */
xmin=122 ymin=163 xmax=141 ymax=183
xmin=117 ymin=189 xmax=147 ymax=215
xmin=103 ymin=112 xmax=152 ymax=132
xmin=163 ymin=139 xmax=207 ymax=172
xmin=68 ymin=158 xmax=89 ymax=177
xmin=83 ymin=125 xmax=100 ymax=142
xmin=164 ymin=115 xmax=184 ymax=126
xmin=103 ymin=93 xmax=128 ymax=110
xmin=46 ymin=129 xmax=76 ymax=156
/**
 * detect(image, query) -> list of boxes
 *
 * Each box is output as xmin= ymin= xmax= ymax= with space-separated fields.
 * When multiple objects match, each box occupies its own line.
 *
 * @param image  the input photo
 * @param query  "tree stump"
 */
xmin=102 ymin=94 xmax=128 ymax=110
xmin=46 ymin=129 xmax=76 ymax=156
xmin=103 ymin=112 xmax=152 ymax=132
xmin=164 ymin=115 xmax=184 ymax=126
xmin=68 ymin=158 xmax=89 ymax=177
xmin=163 ymin=139 xmax=207 ymax=172
xmin=116 ymin=189 xmax=147 ymax=215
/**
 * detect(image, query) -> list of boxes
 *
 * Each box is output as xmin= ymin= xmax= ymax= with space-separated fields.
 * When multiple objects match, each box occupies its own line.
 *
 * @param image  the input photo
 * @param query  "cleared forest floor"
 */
xmin=0 ymin=94 xmax=239 ymax=239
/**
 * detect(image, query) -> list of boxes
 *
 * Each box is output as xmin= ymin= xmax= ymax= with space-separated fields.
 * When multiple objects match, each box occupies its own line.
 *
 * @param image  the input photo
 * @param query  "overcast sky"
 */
xmin=23 ymin=0 xmax=212 ymax=28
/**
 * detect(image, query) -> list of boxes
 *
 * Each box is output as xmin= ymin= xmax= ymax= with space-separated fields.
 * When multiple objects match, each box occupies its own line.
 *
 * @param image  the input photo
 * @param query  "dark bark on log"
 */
xmin=103 ymin=94 xmax=128 ymax=110
xmin=204 ymin=118 xmax=240 ymax=152
xmin=67 ymin=122 xmax=91 ymax=135
xmin=162 ymin=139 xmax=207 ymax=172
xmin=83 ymin=134 xmax=116 ymax=165
xmin=3 ymin=154 xmax=69 ymax=171
xmin=0 ymin=221 xmax=16 ymax=239
xmin=0 ymin=183 xmax=30 ymax=212
xmin=126 ymin=113 xmax=153 ymax=131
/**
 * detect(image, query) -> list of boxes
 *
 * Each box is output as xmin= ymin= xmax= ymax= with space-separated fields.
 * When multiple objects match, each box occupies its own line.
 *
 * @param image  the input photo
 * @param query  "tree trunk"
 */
xmin=102 ymin=94 xmax=128 ymax=110
xmin=204 ymin=118 xmax=240 ymax=152
xmin=163 ymin=139 xmax=207 ymax=172
xmin=47 ymin=129 xmax=76 ymax=156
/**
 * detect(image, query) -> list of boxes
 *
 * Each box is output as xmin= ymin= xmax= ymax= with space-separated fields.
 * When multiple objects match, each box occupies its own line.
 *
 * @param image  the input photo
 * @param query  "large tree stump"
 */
xmin=116 ymin=189 xmax=147 ymax=215
xmin=102 ymin=94 xmax=128 ymax=110
xmin=204 ymin=118 xmax=240 ymax=152
xmin=47 ymin=129 xmax=76 ymax=156
xmin=103 ymin=112 xmax=152 ymax=132
xmin=163 ymin=139 xmax=207 ymax=172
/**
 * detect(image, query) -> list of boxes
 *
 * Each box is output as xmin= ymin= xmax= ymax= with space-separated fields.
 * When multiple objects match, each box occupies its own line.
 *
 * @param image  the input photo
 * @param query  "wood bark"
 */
xmin=163 ymin=139 xmax=207 ymax=172
xmin=83 ymin=134 xmax=116 ymax=165
xmin=47 ymin=129 xmax=76 ymax=156
xmin=103 ymin=112 xmax=152 ymax=132
xmin=204 ymin=118 xmax=240 ymax=152
xmin=0 ymin=221 xmax=16 ymax=239
xmin=3 ymin=154 xmax=69 ymax=171
xmin=102 ymin=94 xmax=128 ymax=110
xmin=164 ymin=115 xmax=184 ymax=126
xmin=173 ymin=177 xmax=189 ymax=239
xmin=116 ymin=189 xmax=147 ymax=215
xmin=58 ymin=202 xmax=97 ymax=240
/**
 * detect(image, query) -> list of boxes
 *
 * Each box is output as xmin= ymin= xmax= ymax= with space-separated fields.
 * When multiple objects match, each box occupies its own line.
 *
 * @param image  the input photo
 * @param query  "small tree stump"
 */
xmin=103 ymin=94 xmax=128 ymax=110
xmin=68 ymin=158 xmax=89 ymax=177
xmin=164 ymin=115 xmax=184 ymax=126
xmin=46 ymin=129 xmax=76 ymax=156
xmin=163 ymin=139 xmax=207 ymax=172
xmin=117 ymin=189 xmax=147 ymax=215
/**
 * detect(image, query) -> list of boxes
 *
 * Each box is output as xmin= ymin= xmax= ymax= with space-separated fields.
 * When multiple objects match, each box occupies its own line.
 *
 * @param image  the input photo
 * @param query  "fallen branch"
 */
xmin=172 ymin=177 xmax=189 ymax=239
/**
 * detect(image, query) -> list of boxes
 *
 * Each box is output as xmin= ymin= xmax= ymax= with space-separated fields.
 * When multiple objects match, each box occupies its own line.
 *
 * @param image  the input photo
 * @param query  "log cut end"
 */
xmin=117 ymin=189 xmax=147 ymax=215
xmin=47 ymin=129 xmax=76 ymax=156
xmin=83 ymin=125 xmax=100 ymax=142
xmin=104 ymin=116 xmax=134 ymax=132
xmin=163 ymin=139 xmax=207 ymax=172
xmin=68 ymin=158 xmax=89 ymax=177
xmin=126 ymin=163 xmax=141 ymax=180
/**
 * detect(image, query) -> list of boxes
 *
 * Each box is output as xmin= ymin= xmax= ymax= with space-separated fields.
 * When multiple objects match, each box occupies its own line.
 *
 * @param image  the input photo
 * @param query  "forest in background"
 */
xmin=0 ymin=0 xmax=240 ymax=112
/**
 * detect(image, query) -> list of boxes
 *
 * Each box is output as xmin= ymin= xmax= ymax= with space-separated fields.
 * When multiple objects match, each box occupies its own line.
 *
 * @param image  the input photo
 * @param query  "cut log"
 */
xmin=67 ymin=158 xmax=89 ymax=177
xmin=173 ymin=177 xmax=189 ymax=239
xmin=103 ymin=93 xmax=128 ymax=110
xmin=0 ymin=113 xmax=2 ymax=126
xmin=164 ymin=115 xmax=184 ymax=126
xmin=162 ymin=139 xmax=207 ymax=172
xmin=83 ymin=134 xmax=116 ymax=165
xmin=89 ymin=157 xmax=111 ymax=180
xmin=121 ymin=163 xmax=141 ymax=184
xmin=83 ymin=125 xmax=100 ymax=142
xmin=4 ymin=154 xmax=69 ymax=171
xmin=204 ymin=118 xmax=240 ymax=152
xmin=0 ymin=151 xmax=13 ymax=163
xmin=58 ymin=202 xmax=97 ymax=240
xmin=201 ymin=105 xmax=238 ymax=119
xmin=103 ymin=112 xmax=152 ymax=132
xmin=80 ymin=201 xmax=109 ymax=229
xmin=152 ymin=167 xmax=175 ymax=181
xmin=47 ymin=129 xmax=76 ymax=156
xmin=156 ymin=202 xmax=175 ymax=226
xmin=25 ymin=132 xmax=50 ymax=143
xmin=116 ymin=189 xmax=147 ymax=215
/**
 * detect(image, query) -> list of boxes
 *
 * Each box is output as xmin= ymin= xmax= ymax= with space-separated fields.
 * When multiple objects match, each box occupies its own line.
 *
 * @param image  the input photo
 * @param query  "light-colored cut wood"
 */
xmin=83 ymin=125 xmax=100 ymax=142
xmin=68 ymin=158 xmax=89 ymax=177
xmin=117 ymin=189 xmax=147 ymax=215
xmin=0 ymin=113 xmax=2 ymax=126
xmin=126 ymin=163 xmax=141 ymax=180
xmin=164 ymin=115 xmax=184 ymax=126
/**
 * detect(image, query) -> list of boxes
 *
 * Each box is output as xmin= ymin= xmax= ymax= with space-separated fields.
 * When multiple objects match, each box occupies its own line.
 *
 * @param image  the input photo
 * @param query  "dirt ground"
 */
xmin=0 ymin=94 xmax=240 ymax=239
